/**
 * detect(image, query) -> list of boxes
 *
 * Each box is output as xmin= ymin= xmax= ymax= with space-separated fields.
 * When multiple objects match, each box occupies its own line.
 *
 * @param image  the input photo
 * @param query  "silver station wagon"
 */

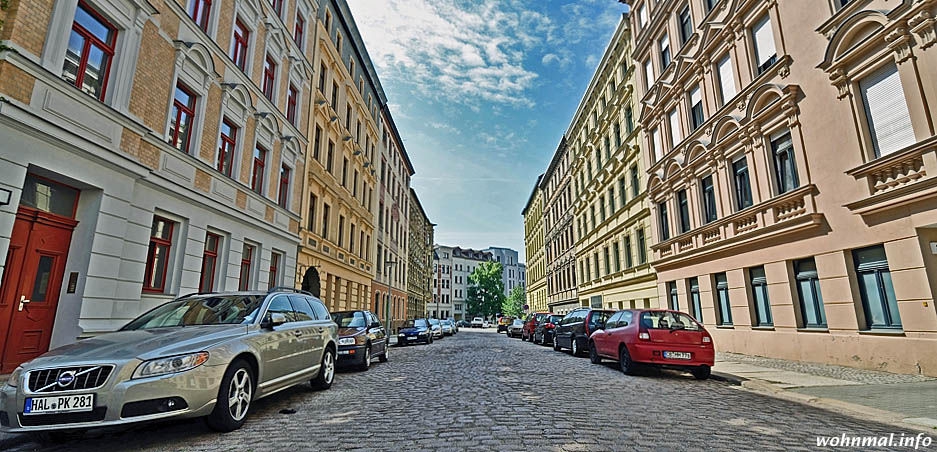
xmin=0 ymin=288 xmax=338 ymax=435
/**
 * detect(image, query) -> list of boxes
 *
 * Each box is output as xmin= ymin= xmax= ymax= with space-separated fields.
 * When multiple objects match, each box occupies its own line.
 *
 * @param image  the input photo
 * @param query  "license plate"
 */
xmin=24 ymin=394 xmax=94 ymax=415
xmin=663 ymin=351 xmax=692 ymax=360
xmin=338 ymin=350 xmax=351 ymax=355
xmin=407 ymin=336 xmax=417 ymax=340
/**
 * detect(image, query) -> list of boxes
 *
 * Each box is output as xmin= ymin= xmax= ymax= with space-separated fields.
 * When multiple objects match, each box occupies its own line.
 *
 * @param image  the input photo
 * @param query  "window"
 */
xmin=269 ymin=0 xmax=282 ymax=16
xmin=341 ymin=157 xmax=348 ymax=186
xmin=677 ymin=190 xmax=691 ymax=233
xmin=251 ymin=145 xmax=267 ymax=195
xmin=854 ymin=245 xmax=901 ymax=329
xmin=613 ymin=122 xmax=622 ymax=148
xmin=859 ymin=63 xmax=916 ymax=157
xmin=612 ymin=242 xmax=621 ymax=272
xmin=659 ymin=33 xmax=671 ymax=69
xmin=669 ymin=108 xmax=682 ymax=148
xmin=318 ymin=62 xmax=327 ymax=93
xmin=218 ymin=119 xmax=237 ymax=177
xmin=679 ymin=6 xmax=693 ymax=44
xmin=624 ymin=235 xmax=633 ymax=268
xmin=667 ymin=281 xmax=679 ymax=310
xmin=287 ymin=84 xmax=298 ymax=125
xmin=599 ymin=196 xmax=606 ymax=223
xmin=658 ymin=201 xmax=670 ymax=241
xmin=349 ymin=224 xmax=356 ymax=252
xmin=701 ymin=175 xmax=717 ymax=224
xmin=795 ymin=258 xmax=826 ymax=328
xmin=187 ymin=0 xmax=212 ymax=32
xmin=714 ymin=273 xmax=732 ymax=325
xmin=307 ymin=193 xmax=317 ymax=230
xmin=144 ymin=216 xmax=174 ymax=293
xmin=338 ymin=216 xmax=345 ymax=247
xmin=752 ymin=15 xmax=777 ymax=74
xmin=199 ymin=233 xmax=221 ymax=292
xmin=705 ymin=0 xmax=719 ymax=12
xmin=293 ymin=15 xmax=305 ymax=48
xmin=732 ymin=157 xmax=753 ymax=210
xmin=331 ymin=81 xmax=339 ymax=106
xmin=238 ymin=243 xmax=254 ymax=290
xmin=63 ymin=1 xmax=116 ymax=101
xmin=169 ymin=83 xmax=196 ymax=153
xmin=603 ymin=247 xmax=611 ymax=275
xmin=750 ymin=266 xmax=772 ymax=326
xmin=268 ymin=252 xmax=281 ymax=289
xmin=717 ymin=54 xmax=737 ymax=106
xmin=322 ymin=203 xmax=330 ymax=238
xmin=608 ymin=188 xmax=615 ymax=213
xmin=231 ymin=19 xmax=249 ymax=71
xmin=618 ymin=177 xmax=627 ymax=208
xmin=631 ymin=165 xmax=640 ymax=198
xmin=644 ymin=59 xmax=654 ymax=89
xmin=262 ymin=55 xmax=276 ymax=101
xmin=689 ymin=277 xmax=702 ymax=321
xmin=625 ymin=106 xmax=634 ymax=134
xmin=353 ymin=170 xmax=359 ymax=197
xmin=651 ymin=127 xmax=663 ymax=162
xmin=637 ymin=229 xmax=647 ymax=264
xmin=690 ymin=86 xmax=704 ymax=130
xmin=277 ymin=165 xmax=291 ymax=208
xmin=771 ymin=131 xmax=799 ymax=194
xmin=637 ymin=4 xmax=648 ymax=28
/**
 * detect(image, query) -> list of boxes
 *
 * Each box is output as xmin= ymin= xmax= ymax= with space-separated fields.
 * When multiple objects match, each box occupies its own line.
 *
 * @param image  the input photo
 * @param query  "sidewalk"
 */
xmin=712 ymin=352 xmax=937 ymax=431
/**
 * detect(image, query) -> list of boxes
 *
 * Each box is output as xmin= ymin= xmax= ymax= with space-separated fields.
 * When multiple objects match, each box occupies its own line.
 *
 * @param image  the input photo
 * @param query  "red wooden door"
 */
xmin=0 ymin=207 xmax=77 ymax=373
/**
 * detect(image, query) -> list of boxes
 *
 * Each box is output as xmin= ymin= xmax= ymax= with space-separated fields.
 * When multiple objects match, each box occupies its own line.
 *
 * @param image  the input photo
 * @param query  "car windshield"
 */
xmin=513 ymin=319 xmax=524 ymax=326
xmin=430 ymin=319 xmax=440 ymax=326
xmin=332 ymin=311 xmax=367 ymax=328
xmin=122 ymin=295 xmax=265 ymax=330
xmin=640 ymin=311 xmax=701 ymax=331
xmin=549 ymin=315 xmax=563 ymax=323
xmin=403 ymin=319 xmax=428 ymax=328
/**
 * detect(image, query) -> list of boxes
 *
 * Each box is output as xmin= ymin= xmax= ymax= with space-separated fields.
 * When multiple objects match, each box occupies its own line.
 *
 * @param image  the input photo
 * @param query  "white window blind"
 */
xmin=718 ymin=54 xmax=737 ymax=105
xmin=660 ymin=33 xmax=670 ymax=66
xmin=690 ymin=86 xmax=701 ymax=106
xmin=860 ymin=63 xmax=916 ymax=157
xmin=652 ymin=127 xmax=663 ymax=162
xmin=753 ymin=15 xmax=777 ymax=69
xmin=644 ymin=59 xmax=654 ymax=89
xmin=638 ymin=5 xmax=648 ymax=28
xmin=669 ymin=109 xmax=682 ymax=147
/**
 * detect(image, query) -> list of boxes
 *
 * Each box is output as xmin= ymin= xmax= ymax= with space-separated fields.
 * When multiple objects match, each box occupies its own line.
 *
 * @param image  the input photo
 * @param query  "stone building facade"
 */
xmin=407 ymin=188 xmax=434 ymax=322
xmin=523 ymin=175 xmax=548 ymax=313
xmin=541 ymin=139 xmax=580 ymax=315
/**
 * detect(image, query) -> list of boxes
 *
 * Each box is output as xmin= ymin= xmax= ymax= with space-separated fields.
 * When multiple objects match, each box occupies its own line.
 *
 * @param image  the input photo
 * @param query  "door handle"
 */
xmin=18 ymin=295 xmax=30 ymax=312
xmin=317 ymin=327 xmax=324 ymax=333
xmin=292 ymin=330 xmax=303 ymax=337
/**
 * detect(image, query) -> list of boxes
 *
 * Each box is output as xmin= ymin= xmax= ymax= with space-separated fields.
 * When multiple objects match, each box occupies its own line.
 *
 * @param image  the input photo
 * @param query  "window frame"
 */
xmin=199 ymin=232 xmax=221 ymax=292
xmin=231 ymin=19 xmax=250 ymax=72
xmin=187 ymin=0 xmax=212 ymax=32
xmin=714 ymin=273 xmax=733 ymax=326
xmin=64 ymin=1 xmax=117 ymax=102
xmin=658 ymin=201 xmax=670 ymax=241
xmin=268 ymin=251 xmax=281 ymax=290
xmin=262 ymin=55 xmax=277 ymax=102
xmin=251 ymin=144 xmax=268 ymax=195
xmin=217 ymin=118 xmax=238 ymax=178
xmin=701 ymin=175 xmax=718 ymax=224
xmin=277 ymin=164 xmax=291 ymax=208
xmin=750 ymin=266 xmax=772 ymax=326
xmin=143 ymin=216 xmax=175 ymax=293
xmin=853 ymin=245 xmax=901 ymax=330
xmin=795 ymin=258 xmax=827 ymax=328
xmin=287 ymin=84 xmax=299 ymax=125
xmin=169 ymin=82 xmax=197 ymax=154
xmin=677 ymin=189 xmax=691 ymax=234
xmin=732 ymin=156 xmax=753 ymax=211
xmin=238 ymin=242 xmax=255 ymax=291
xmin=771 ymin=131 xmax=799 ymax=195
xmin=689 ymin=277 xmax=702 ymax=322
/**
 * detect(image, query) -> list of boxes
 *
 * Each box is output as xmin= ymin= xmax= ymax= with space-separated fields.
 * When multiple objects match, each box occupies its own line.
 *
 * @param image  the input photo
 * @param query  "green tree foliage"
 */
xmin=502 ymin=286 xmax=526 ymax=318
xmin=466 ymin=261 xmax=504 ymax=318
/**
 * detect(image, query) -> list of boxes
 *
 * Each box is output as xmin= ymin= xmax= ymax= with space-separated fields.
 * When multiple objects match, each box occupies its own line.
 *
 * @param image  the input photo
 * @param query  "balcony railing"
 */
xmin=652 ymin=184 xmax=822 ymax=265
xmin=845 ymin=137 xmax=937 ymax=215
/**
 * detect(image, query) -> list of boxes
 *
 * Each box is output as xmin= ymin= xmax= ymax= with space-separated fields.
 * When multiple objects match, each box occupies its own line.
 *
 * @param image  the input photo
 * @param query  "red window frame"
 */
xmin=278 ymin=165 xmax=291 ymax=208
xmin=199 ymin=232 xmax=221 ymax=292
xmin=269 ymin=0 xmax=282 ymax=16
xmin=143 ymin=217 xmax=174 ymax=293
xmin=239 ymin=244 xmax=254 ymax=290
xmin=188 ymin=0 xmax=212 ymax=31
xmin=262 ymin=55 xmax=276 ymax=101
xmin=169 ymin=83 xmax=197 ymax=153
xmin=268 ymin=252 xmax=280 ymax=290
xmin=251 ymin=145 xmax=267 ymax=195
xmin=294 ymin=16 xmax=305 ymax=48
xmin=231 ymin=19 xmax=249 ymax=71
xmin=218 ymin=118 xmax=237 ymax=177
xmin=67 ymin=1 xmax=116 ymax=101
xmin=287 ymin=84 xmax=298 ymax=125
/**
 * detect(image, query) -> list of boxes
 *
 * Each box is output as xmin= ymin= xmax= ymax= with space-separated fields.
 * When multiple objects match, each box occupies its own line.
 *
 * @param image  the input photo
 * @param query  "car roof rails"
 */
xmin=267 ymin=286 xmax=314 ymax=296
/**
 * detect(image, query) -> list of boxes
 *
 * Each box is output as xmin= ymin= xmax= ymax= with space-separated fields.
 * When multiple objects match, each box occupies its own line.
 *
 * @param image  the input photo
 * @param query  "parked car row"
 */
xmin=396 ymin=318 xmax=458 ymax=346
xmin=506 ymin=308 xmax=714 ymax=380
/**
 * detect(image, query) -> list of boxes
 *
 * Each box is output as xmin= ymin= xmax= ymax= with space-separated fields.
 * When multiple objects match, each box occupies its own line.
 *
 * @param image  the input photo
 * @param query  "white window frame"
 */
xmin=668 ymin=108 xmax=682 ymax=149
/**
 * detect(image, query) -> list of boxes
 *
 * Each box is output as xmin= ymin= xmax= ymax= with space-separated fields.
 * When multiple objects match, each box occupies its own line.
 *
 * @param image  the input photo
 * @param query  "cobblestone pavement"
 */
xmin=3 ymin=330 xmax=930 ymax=451
xmin=717 ymin=352 xmax=934 ymax=384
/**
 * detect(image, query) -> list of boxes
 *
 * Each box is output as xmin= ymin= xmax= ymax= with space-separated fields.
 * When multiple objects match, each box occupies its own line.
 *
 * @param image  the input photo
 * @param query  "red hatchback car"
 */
xmin=588 ymin=309 xmax=714 ymax=380
xmin=521 ymin=312 xmax=551 ymax=342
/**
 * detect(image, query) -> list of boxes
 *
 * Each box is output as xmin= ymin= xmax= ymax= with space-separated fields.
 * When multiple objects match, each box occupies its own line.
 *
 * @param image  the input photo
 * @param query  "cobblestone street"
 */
xmin=4 ymin=329 xmax=929 ymax=451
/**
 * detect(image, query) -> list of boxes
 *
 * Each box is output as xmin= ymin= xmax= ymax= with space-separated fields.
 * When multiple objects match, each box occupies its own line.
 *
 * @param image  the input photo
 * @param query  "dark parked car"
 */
xmin=553 ymin=308 xmax=614 ymax=356
xmin=506 ymin=319 xmax=525 ymax=338
xmin=397 ymin=318 xmax=433 ymax=345
xmin=521 ymin=312 xmax=551 ymax=342
xmin=533 ymin=314 xmax=563 ymax=345
xmin=588 ymin=309 xmax=714 ymax=379
xmin=332 ymin=310 xmax=389 ymax=370
xmin=456 ymin=320 xmax=471 ymax=328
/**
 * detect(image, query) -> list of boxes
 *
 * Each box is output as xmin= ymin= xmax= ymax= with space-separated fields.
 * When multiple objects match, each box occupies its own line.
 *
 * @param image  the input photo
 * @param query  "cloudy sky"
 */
xmin=346 ymin=0 xmax=628 ymax=263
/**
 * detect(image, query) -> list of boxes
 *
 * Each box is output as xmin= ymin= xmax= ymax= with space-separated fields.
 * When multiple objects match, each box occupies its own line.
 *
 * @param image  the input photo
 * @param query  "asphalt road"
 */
xmin=2 ymin=328 xmax=928 ymax=451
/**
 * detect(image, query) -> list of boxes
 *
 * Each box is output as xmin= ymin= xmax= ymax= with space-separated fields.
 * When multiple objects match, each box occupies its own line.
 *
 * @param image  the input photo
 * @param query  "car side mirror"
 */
xmin=595 ymin=321 xmax=605 ymax=330
xmin=262 ymin=313 xmax=288 ymax=329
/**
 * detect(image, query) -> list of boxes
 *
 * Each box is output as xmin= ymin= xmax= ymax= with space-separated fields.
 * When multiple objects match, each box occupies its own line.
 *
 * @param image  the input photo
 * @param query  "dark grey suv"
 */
xmin=553 ymin=308 xmax=615 ymax=356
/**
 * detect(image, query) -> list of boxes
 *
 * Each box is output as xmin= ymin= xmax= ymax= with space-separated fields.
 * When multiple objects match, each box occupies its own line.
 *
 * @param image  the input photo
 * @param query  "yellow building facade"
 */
xmin=522 ymin=175 xmax=547 ymax=313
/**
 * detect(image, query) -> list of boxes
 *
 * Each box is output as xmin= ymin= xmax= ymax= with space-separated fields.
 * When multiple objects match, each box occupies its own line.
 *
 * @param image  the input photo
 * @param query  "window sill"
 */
xmin=796 ymin=327 xmax=829 ymax=333
xmin=715 ymin=325 xmax=734 ymax=329
xmin=858 ymin=329 xmax=905 ymax=337
xmin=751 ymin=326 xmax=775 ymax=331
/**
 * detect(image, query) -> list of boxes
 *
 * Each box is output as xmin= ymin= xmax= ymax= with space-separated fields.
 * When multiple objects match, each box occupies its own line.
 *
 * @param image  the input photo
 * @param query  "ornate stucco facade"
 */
xmin=523 ymin=175 xmax=548 ymax=313
xmin=541 ymin=139 xmax=580 ymax=315
xmin=407 ymin=188 xmax=434 ymax=321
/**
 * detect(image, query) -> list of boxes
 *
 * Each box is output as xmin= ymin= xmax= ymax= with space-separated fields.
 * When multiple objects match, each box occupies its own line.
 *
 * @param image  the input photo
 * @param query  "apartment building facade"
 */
xmin=523 ymin=175 xmax=548 ymax=313
xmin=431 ymin=245 xmax=453 ymax=319
xmin=453 ymin=247 xmax=495 ymax=320
xmin=483 ymin=247 xmax=525 ymax=296
xmin=570 ymin=14 xmax=659 ymax=315
xmin=298 ymin=0 xmax=382 ymax=316
xmin=627 ymin=0 xmax=937 ymax=375
xmin=0 ymin=0 xmax=310 ymax=372
xmin=407 ymin=188 xmax=434 ymax=321
xmin=541 ymin=139 xmax=580 ymax=315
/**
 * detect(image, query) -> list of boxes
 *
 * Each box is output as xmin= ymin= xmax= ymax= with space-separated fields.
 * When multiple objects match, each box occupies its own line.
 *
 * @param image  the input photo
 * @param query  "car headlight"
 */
xmin=338 ymin=337 xmax=356 ymax=346
xmin=6 ymin=366 xmax=23 ymax=387
xmin=398 ymin=333 xmax=406 ymax=337
xmin=133 ymin=352 xmax=209 ymax=379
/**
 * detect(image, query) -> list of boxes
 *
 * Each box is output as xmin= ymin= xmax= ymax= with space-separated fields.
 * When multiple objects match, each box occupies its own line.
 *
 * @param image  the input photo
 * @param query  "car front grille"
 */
xmin=27 ymin=365 xmax=114 ymax=394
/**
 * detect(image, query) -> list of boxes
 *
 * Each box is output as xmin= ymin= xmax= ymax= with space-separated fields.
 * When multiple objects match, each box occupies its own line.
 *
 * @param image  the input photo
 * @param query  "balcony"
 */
xmin=653 ymin=184 xmax=823 ymax=268
xmin=844 ymin=137 xmax=937 ymax=216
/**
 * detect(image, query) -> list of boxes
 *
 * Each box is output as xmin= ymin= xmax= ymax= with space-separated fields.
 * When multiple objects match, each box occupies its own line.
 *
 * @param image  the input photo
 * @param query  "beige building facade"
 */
xmin=628 ymin=0 xmax=937 ymax=376
xmin=523 ymin=175 xmax=548 ymax=313
xmin=570 ymin=14 xmax=659 ymax=314
xmin=541 ymin=139 xmax=580 ymax=315
xmin=407 ymin=188 xmax=434 ymax=321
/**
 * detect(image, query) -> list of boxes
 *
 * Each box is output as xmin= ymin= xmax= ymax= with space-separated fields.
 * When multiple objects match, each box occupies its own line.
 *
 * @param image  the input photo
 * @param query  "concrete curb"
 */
xmin=710 ymin=371 xmax=746 ymax=386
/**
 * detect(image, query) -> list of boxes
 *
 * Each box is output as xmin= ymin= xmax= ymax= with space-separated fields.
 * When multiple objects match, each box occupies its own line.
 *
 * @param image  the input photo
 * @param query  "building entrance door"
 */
xmin=0 ymin=176 xmax=79 ymax=373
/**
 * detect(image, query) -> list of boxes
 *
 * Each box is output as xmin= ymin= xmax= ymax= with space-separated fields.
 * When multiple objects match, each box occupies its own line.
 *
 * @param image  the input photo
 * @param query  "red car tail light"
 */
xmin=702 ymin=336 xmax=711 ymax=343
xmin=638 ymin=332 xmax=650 ymax=340
xmin=545 ymin=323 xmax=554 ymax=329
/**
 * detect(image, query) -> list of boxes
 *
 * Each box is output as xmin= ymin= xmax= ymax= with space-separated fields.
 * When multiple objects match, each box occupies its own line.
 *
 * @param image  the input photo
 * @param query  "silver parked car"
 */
xmin=0 ymin=289 xmax=338 ymax=435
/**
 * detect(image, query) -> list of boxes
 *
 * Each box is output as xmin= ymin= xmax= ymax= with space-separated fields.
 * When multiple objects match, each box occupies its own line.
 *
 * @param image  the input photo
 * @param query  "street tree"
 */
xmin=502 ymin=286 xmax=526 ymax=318
xmin=466 ymin=261 xmax=505 ymax=318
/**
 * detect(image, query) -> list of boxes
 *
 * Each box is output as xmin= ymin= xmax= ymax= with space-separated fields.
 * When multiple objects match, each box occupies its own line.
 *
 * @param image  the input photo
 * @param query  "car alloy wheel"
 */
xmin=359 ymin=345 xmax=371 ymax=371
xmin=571 ymin=338 xmax=579 ymax=356
xmin=553 ymin=337 xmax=562 ymax=351
xmin=379 ymin=344 xmax=389 ymax=362
xmin=589 ymin=342 xmax=601 ymax=364
xmin=206 ymin=359 xmax=253 ymax=432
xmin=312 ymin=348 xmax=335 ymax=390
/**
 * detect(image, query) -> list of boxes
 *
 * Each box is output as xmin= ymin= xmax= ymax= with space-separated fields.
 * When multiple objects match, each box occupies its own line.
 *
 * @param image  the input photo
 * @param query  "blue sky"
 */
xmin=346 ymin=0 xmax=627 ymax=263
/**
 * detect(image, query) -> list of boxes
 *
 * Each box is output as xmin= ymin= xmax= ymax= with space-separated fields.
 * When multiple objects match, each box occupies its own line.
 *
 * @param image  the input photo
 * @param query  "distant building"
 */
xmin=407 ymin=189 xmax=434 ymax=321
xmin=434 ymin=245 xmax=497 ymax=320
xmin=483 ymin=247 xmax=526 ymax=296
